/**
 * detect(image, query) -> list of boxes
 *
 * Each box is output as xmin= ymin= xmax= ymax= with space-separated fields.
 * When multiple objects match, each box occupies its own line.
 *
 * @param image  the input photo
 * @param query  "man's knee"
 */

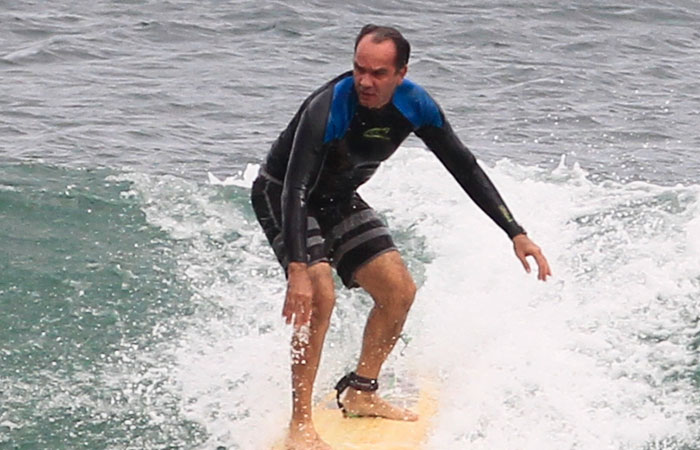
xmin=375 ymin=276 xmax=416 ymax=316
xmin=312 ymin=290 xmax=335 ymax=325
xmin=393 ymin=278 xmax=417 ymax=312
xmin=356 ymin=251 xmax=417 ymax=314
xmin=308 ymin=263 xmax=336 ymax=325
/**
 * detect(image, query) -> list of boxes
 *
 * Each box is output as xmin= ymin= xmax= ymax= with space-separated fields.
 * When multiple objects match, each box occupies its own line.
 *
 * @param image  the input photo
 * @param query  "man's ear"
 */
xmin=398 ymin=65 xmax=408 ymax=80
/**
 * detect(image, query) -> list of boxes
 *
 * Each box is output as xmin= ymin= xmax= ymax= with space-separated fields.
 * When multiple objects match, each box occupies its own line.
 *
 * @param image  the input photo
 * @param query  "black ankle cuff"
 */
xmin=334 ymin=372 xmax=379 ymax=409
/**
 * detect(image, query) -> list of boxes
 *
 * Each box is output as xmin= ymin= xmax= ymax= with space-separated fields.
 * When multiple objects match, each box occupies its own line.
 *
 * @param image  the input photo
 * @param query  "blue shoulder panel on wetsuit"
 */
xmin=323 ymin=75 xmax=357 ymax=143
xmin=392 ymin=79 xmax=444 ymax=129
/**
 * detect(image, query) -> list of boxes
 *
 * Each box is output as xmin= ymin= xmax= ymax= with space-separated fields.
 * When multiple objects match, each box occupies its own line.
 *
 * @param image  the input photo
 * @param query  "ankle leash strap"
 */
xmin=334 ymin=371 xmax=379 ymax=409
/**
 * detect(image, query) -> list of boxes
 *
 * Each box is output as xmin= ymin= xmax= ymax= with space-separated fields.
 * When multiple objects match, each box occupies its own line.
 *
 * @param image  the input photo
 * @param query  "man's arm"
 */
xmin=280 ymin=90 xmax=333 ymax=326
xmin=416 ymin=119 xmax=525 ymax=238
xmin=281 ymin=87 xmax=334 ymax=263
xmin=416 ymin=118 xmax=551 ymax=281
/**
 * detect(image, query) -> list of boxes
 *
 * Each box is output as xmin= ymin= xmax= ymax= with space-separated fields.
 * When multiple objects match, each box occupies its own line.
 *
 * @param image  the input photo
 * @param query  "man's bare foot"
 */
xmin=285 ymin=421 xmax=332 ymax=450
xmin=341 ymin=388 xmax=418 ymax=421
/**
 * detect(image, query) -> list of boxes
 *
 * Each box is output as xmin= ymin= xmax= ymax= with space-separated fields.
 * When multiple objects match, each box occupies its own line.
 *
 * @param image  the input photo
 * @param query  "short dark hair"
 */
xmin=354 ymin=24 xmax=410 ymax=70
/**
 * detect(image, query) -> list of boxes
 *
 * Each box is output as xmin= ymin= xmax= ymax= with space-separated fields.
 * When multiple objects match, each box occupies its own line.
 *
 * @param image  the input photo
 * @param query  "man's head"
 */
xmin=353 ymin=25 xmax=410 ymax=109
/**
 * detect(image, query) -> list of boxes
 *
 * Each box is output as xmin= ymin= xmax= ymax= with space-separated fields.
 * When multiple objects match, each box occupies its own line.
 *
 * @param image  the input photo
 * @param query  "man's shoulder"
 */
xmin=392 ymin=78 xmax=444 ymax=129
xmin=327 ymin=71 xmax=355 ymax=103
xmin=293 ymin=71 xmax=353 ymax=134
xmin=322 ymin=71 xmax=357 ymax=143
xmin=298 ymin=71 xmax=354 ymax=119
xmin=305 ymin=71 xmax=354 ymax=103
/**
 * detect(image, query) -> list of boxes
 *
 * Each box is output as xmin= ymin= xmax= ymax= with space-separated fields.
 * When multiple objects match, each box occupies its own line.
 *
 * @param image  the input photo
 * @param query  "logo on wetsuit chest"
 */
xmin=362 ymin=127 xmax=391 ymax=141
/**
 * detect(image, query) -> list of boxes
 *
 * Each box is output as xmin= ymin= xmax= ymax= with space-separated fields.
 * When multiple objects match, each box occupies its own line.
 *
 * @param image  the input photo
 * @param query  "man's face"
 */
xmin=353 ymin=35 xmax=407 ymax=109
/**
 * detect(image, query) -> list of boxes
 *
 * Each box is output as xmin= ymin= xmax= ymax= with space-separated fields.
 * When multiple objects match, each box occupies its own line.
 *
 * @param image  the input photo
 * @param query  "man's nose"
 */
xmin=358 ymin=74 xmax=371 ymax=87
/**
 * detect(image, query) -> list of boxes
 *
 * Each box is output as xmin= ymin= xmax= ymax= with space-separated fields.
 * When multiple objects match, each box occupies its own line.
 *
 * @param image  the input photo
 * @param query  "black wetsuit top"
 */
xmin=262 ymin=71 xmax=525 ymax=263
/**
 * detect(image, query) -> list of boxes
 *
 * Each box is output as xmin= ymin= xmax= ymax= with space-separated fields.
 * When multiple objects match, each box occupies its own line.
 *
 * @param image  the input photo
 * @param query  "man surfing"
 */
xmin=251 ymin=24 xmax=551 ymax=450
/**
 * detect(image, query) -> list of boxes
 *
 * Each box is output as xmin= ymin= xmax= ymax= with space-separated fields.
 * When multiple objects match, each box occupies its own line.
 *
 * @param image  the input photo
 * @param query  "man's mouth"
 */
xmin=359 ymin=91 xmax=375 ymax=100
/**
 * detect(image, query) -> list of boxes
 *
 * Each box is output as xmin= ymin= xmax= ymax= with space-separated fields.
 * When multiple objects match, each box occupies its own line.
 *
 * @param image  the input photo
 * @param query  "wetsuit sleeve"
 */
xmin=281 ymin=89 xmax=333 ymax=263
xmin=416 ymin=118 xmax=526 ymax=239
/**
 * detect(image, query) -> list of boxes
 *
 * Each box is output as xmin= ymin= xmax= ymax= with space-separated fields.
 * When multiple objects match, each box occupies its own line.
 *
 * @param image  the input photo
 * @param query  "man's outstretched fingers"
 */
xmin=513 ymin=234 xmax=552 ymax=281
xmin=285 ymin=262 xmax=314 ymax=326
xmin=294 ymin=297 xmax=312 ymax=328
xmin=282 ymin=297 xmax=292 ymax=324
xmin=535 ymin=252 xmax=552 ymax=281
xmin=527 ymin=246 xmax=551 ymax=281
xmin=518 ymin=251 xmax=532 ymax=273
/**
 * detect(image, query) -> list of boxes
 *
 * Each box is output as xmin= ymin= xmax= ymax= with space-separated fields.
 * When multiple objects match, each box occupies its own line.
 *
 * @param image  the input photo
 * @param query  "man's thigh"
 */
xmin=308 ymin=261 xmax=334 ymax=296
xmin=354 ymin=250 xmax=416 ymax=305
xmin=316 ymin=194 xmax=397 ymax=289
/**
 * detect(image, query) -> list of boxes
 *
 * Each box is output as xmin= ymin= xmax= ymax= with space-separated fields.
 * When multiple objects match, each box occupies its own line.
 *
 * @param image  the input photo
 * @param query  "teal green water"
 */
xmin=2 ymin=0 xmax=700 ymax=446
xmin=0 ymin=164 xmax=205 ymax=449
xmin=2 ymin=157 xmax=699 ymax=449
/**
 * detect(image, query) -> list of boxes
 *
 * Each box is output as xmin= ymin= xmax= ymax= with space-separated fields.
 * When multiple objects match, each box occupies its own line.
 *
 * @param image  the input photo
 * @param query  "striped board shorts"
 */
xmin=250 ymin=169 xmax=397 ymax=288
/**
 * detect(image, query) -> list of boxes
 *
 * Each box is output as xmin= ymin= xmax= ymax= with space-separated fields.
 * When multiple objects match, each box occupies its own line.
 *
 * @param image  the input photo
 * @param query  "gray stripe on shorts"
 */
xmin=333 ymin=227 xmax=391 ymax=265
xmin=331 ymin=209 xmax=379 ymax=239
xmin=271 ymin=218 xmax=324 ymax=262
xmin=307 ymin=216 xmax=321 ymax=232
xmin=259 ymin=166 xmax=283 ymax=185
xmin=307 ymin=217 xmax=323 ymax=247
xmin=272 ymin=233 xmax=285 ymax=254
xmin=307 ymin=235 xmax=324 ymax=247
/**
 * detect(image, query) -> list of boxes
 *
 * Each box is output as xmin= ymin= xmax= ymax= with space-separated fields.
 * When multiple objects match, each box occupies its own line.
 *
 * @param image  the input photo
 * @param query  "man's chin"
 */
xmin=359 ymin=97 xmax=375 ymax=107
xmin=359 ymin=96 xmax=386 ymax=109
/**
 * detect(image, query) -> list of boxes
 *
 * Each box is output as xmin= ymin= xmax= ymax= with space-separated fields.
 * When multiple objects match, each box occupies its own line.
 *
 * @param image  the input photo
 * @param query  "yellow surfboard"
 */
xmin=273 ymin=382 xmax=438 ymax=449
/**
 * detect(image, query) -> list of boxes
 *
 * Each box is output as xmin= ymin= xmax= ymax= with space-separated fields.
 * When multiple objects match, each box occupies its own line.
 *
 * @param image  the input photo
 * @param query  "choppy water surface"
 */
xmin=1 ymin=1 xmax=699 ymax=449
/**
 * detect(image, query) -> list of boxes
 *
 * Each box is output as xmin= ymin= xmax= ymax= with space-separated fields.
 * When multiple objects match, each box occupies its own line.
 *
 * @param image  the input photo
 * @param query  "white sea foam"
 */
xmin=366 ymin=149 xmax=700 ymax=449
xmin=207 ymin=164 xmax=259 ymax=188
xmin=113 ymin=148 xmax=700 ymax=449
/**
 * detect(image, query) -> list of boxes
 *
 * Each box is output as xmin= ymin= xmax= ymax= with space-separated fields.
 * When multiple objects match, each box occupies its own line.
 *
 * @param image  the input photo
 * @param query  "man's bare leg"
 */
xmin=286 ymin=263 xmax=335 ymax=450
xmin=341 ymin=250 xmax=419 ymax=421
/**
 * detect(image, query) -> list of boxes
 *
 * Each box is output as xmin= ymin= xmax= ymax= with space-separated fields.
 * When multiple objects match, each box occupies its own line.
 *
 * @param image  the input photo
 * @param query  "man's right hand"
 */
xmin=283 ymin=262 xmax=313 ymax=328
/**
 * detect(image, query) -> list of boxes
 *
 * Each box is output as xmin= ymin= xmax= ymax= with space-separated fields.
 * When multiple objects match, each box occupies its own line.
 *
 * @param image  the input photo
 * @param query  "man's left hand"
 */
xmin=512 ymin=234 xmax=551 ymax=281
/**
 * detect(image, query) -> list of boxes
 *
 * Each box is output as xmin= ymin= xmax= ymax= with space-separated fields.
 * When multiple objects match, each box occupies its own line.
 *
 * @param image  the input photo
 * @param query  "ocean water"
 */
xmin=1 ymin=1 xmax=699 ymax=449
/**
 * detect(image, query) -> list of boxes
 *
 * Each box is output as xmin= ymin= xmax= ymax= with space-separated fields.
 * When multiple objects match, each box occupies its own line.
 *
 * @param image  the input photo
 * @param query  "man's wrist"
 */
xmin=287 ymin=261 xmax=308 ymax=274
